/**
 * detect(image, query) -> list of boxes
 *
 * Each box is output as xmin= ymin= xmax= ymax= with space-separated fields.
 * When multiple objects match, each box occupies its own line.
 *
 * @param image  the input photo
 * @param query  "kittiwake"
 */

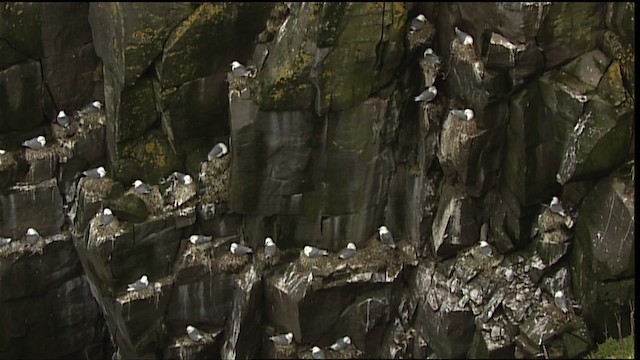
xmin=479 ymin=240 xmax=492 ymax=256
xmin=230 ymin=242 xmax=253 ymax=255
xmin=414 ymin=86 xmax=437 ymax=102
xmin=378 ymin=225 xmax=396 ymax=249
xmin=171 ymin=171 xmax=193 ymax=185
xmin=269 ymin=332 xmax=293 ymax=345
xmin=549 ymin=196 xmax=566 ymax=216
xmin=454 ymin=26 xmax=474 ymax=45
xmin=133 ymin=180 xmax=152 ymax=194
xmin=409 ymin=14 xmax=427 ymax=32
xmin=0 ymin=237 xmax=11 ymax=247
xmin=330 ymin=336 xmax=352 ymax=351
xmin=100 ymin=208 xmax=114 ymax=226
xmin=83 ymin=166 xmax=107 ymax=179
xmin=0 ymin=149 xmax=5 ymax=155
xmin=186 ymin=325 xmax=204 ymax=342
xmin=338 ymin=243 xmax=356 ymax=260
xmin=311 ymin=346 xmax=326 ymax=359
xmin=56 ymin=110 xmax=70 ymax=128
xmin=423 ymin=48 xmax=441 ymax=65
xmin=22 ymin=136 xmax=46 ymax=150
xmin=78 ymin=100 xmax=103 ymax=114
xmin=189 ymin=234 xmax=212 ymax=245
xmin=303 ymin=246 xmax=328 ymax=258
xmin=127 ymin=275 xmax=149 ymax=292
xmin=264 ymin=237 xmax=277 ymax=258
xmin=207 ymin=142 xmax=229 ymax=161
xmin=554 ymin=290 xmax=568 ymax=314
xmin=231 ymin=61 xmax=253 ymax=77
xmin=26 ymin=228 xmax=40 ymax=245
xmin=450 ymin=108 xmax=475 ymax=121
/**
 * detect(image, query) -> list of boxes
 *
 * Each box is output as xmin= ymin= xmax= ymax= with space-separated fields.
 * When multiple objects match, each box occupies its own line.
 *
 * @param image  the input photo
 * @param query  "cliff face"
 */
xmin=0 ymin=2 xmax=635 ymax=359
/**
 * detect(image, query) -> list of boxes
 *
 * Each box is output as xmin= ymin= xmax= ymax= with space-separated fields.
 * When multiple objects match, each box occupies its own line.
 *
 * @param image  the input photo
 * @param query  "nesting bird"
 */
xmin=127 ymin=275 xmax=149 ymax=292
xmin=56 ymin=111 xmax=70 ymax=128
xmin=303 ymin=246 xmax=329 ymax=258
xmin=78 ymin=100 xmax=103 ymax=114
xmin=378 ymin=226 xmax=396 ymax=249
xmin=414 ymin=86 xmax=437 ymax=103
xmin=450 ymin=108 xmax=475 ymax=121
xmin=230 ymin=242 xmax=253 ymax=255
xmin=409 ymin=14 xmax=427 ymax=32
xmin=25 ymin=228 xmax=40 ymax=246
xmin=269 ymin=332 xmax=294 ymax=346
xmin=423 ymin=48 xmax=441 ymax=65
xmin=549 ymin=196 xmax=567 ymax=216
xmin=231 ymin=61 xmax=252 ymax=77
xmin=171 ymin=171 xmax=193 ymax=185
xmin=479 ymin=240 xmax=493 ymax=256
xmin=0 ymin=237 xmax=12 ymax=247
xmin=22 ymin=136 xmax=46 ymax=150
xmin=207 ymin=142 xmax=229 ymax=161
xmin=0 ymin=149 xmax=5 ymax=155
xmin=186 ymin=325 xmax=204 ymax=342
xmin=264 ymin=237 xmax=277 ymax=259
xmin=311 ymin=346 xmax=326 ymax=359
xmin=454 ymin=26 xmax=474 ymax=45
xmin=330 ymin=336 xmax=352 ymax=351
xmin=338 ymin=243 xmax=357 ymax=260
xmin=133 ymin=180 xmax=152 ymax=194
xmin=554 ymin=290 xmax=569 ymax=314
xmin=100 ymin=208 xmax=114 ymax=226
xmin=189 ymin=234 xmax=212 ymax=245
xmin=83 ymin=166 xmax=107 ymax=179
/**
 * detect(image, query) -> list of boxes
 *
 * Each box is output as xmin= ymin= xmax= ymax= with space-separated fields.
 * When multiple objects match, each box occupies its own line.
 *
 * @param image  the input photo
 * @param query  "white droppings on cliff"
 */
xmin=276 ymin=16 xmax=290 ymax=43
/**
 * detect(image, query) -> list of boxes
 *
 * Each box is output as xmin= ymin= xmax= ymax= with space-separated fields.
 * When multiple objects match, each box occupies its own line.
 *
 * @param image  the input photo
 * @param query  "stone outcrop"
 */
xmin=0 ymin=2 xmax=634 ymax=359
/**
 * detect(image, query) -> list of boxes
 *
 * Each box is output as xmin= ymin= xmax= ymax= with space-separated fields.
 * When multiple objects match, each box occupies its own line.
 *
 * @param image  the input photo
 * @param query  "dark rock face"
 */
xmin=0 ymin=2 xmax=634 ymax=359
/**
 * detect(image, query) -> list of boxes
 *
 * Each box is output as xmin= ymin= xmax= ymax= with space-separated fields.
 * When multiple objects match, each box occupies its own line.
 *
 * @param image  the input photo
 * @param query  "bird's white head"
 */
xmin=378 ymin=226 xmax=389 ymax=234
xmin=424 ymin=48 xmax=434 ymax=56
xmin=218 ymin=143 xmax=229 ymax=155
xmin=285 ymin=332 xmax=294 ymax=341
xmin=554 ymin=290 xmax=564 ymax=299
xmin=464 ymin=35 xmax=474 ymax=45
xmin=343 ymin=336 xmax=352 ymax=344
xmin=133 ymin=180 xmax=143 ymax=187
xmin=265 ymin=237 xmax=274 ymax=246
xmin=303 ymin=246 xmax=313 ymax=256
xmin=37 ymin=136 xmax=46 ymax=146
xmin=103 ymin=208 xmax=112 ymax=216
xmin=27 ymin=228 xmax=38 ymax=235
xmin=183 ymin=175 xmax=193 ymax=185
xmin=464 ymin=109 xmax=475 ymax=120
xmin=0 ymin=149 xmax=5 ymax=155
xmin=189 ymin=235 xmax=199 ymax=244
xmin=231 ymin=61 xmax=241 ymax=69
xmin=230 ymin=242 xmax=238 ymax=252
xmin=312 ymin=346 xmax=321 ymax=354
xmin=97 ymin=166 xmax=107 ymax=178
xmin=58 ymin=110 xmax=67 ymax=118
xmin=140 ymin=275 xmax=148 ymax=283
xmin=479 ymin=240 xmax=490 ymax=248
xmin=416 ymin=14 xmax=426 ymax=22
xmin=92 ymin=101 xmax=103 ymax=109
xmin=428 ymin=86 xmax=437 ymax=95
xmin=347 ymin=242 xmax=356 ymax=250
xmin=187 ymin=325 xmax=195 ymax=333
xmin=551 ymin=196 xmax=560 ymax=206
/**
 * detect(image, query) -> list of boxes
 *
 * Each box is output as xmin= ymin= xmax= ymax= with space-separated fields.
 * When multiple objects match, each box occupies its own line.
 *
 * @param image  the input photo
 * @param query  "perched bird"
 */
xmin=311 ymin=346 xmax=326 ymax=359
xmin=83 ymin=166 xmax=107 ymax=179
xmin=454 ymin=26 xmax=474 ymax=45
xmin=0 ymin=237 xmax=12 ymax=247
xmin=127 ymin=275 xmax=149 ymax=292
xmin=479 ymin=240 xmax=492 ymax=256
xmin=303 ymin=246 xmax=329 ymax=258
xmin=0 ymin=149 xmax=5 ymax=155
xmin=230 ymin=242 xmax=253 ymax=255
xmin=414 ymin=86 xmax=437 ymax=103
xmin=269 ymin=332 xmax=294 ymax=346
xmin=186 ymin=325 xmax=204 ymax=342
xmin=56 ymin=110 xmax=70 ymax=128
xmin=330 ymin=336 xmax=352 ymax=351
xmin=378 ymin=226 xmax=396 ymax=249
xmin=554 ymin=290 xmax=568 ymax=314
xmin=549 ymin=196 xmax=567 ymax=216
xmin=409 ymin=14 xmax=427 ymax=32
xmin=231 ymin=61 xmax=252 ymax=77
xmin=264 ymin=237 xmax=277 ymax=259
xmin=338 ymin=243 xmax=357 ymax=260
xmin=78 ymin=100 xmax=103 ymax=114
xmin=22 ymin=136 xmax=46 ymax=150
xmin=189 ymin=234 xmax=212 ymax=245
xmin=207 ymin=142 xmax=229 ymax=161
xmin=26 ymin=228 xmax=40 ymax=246
xmin=133 ymin=180 xmax=152 ymax=194
xmin=423 ymin=48 xmax=441 ymax=65
xmin=100 ymin=208 xmax=114 ymax=226
xmin=450 ymin=108 xmax=475 ymax=121
xmin=172 ymin=171 xmax=193 ymax=185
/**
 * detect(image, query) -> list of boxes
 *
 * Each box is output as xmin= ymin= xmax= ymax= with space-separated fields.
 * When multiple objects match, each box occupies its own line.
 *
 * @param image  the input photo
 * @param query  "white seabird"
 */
xmin=83 ymin=166 xmax=107 ymax=179
xmin=189 ymin=234 xmax=212 ymax=245
xmin=549 ymin=196 xmax=567 ymax=216
xmin=414 ymin=86 xmax=437 ymax=102
xmin=0 ymin=237 xmax=12 ymax=247
xmin=231 ymin=61 xmax=252 ymax=77
xmin=479 ymin=240 xmax=492 ymax=256
xmin=78 ymin=100 xmax=103 ymax=114
xmin=269 ymin=332 xmax=293 ymax=346
xmin=554 ymin=290 xmax=568 ymax=314
xmin=378 ymin=226 xmax=396 ymax=249
xmin=0 ymin=149 xmax=5 ymax=155
xmin=450 ymin=108 xmax=475 ymax=121
xmin=22 ymin=136 xmax=46 ymax=150
xmin=100 ymin=208 xmax=114 ymax=226
xmin=454 ymin=26 xmax=474 ymax=45
xmin=338 ymin=243 xmax=356 ymax=260
xmin=26 ymin=228 xmax=40 ymax=245
xmin=330 ymin=336 xmax=352 ymax=351
xmin=127 ymin=275 xmax=149 ymax=292
xmin=207 ymin=142 xmax=229 ymax=161
xmin=133 ymin=180 xmax=152 ymax=194
xmin=186 ymin=325 xmax=204 ymax=342
xmin=423 ymin=48 xmax=441 ymax=65
xmin=311 ymin=346 xmax=326 ymax=359
xmin=172 ymin=171 xmax=193 ymax=185
xmin=230 ymin=242 xmax=253 ymax=255
xmin=303 ymin=246 xmax=328 ymax=258
xmin=409 ymin=14 xmax=427 ymax=32
xmin=265 ymin=237 xmax=277 ymax=258
xmin=56 ymin=110 xmax=70 ymax=128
